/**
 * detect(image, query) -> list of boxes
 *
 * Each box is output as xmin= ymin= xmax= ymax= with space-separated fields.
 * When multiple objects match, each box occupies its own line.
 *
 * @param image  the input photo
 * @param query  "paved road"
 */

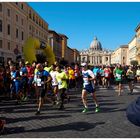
xmin=0 ymin=84 xmax=140 ymax=138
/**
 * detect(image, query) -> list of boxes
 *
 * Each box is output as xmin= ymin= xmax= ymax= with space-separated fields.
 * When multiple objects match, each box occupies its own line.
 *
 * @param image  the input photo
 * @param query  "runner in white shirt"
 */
xmin=50 ymin=64 xmax=58 ymax=97
xmin=81 ymin=63 xmax=100 ymax=113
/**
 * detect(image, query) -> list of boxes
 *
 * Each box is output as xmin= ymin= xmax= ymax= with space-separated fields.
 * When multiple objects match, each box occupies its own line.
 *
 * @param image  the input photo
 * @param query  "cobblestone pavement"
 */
xmin=0 ymin=84 xmax=140 ymax=138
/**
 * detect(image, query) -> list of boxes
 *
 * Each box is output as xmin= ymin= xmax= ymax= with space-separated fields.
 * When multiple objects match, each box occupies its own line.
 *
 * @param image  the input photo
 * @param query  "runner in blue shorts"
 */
xmin=81 ymin=63 xmax=100 ymax=113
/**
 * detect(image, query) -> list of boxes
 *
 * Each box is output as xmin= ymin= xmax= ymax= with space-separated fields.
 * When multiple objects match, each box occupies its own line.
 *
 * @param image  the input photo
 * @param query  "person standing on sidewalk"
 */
xmin=81 ymin=63 xmax=100 ymax=113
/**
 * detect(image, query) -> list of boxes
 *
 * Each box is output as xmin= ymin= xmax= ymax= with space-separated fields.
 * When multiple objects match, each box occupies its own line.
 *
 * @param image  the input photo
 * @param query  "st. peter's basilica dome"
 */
xmin=90 ymin=37 xmax=102 ymax=51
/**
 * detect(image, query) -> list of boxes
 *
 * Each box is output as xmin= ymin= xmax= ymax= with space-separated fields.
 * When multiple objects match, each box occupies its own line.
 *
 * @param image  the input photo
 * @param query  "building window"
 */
xmin=36 ymin=29 xmax=38 ymax=35
xmin=21 ymin=4 xmax=23 ymax=9
xmin=36 ymin=17 xmax=38 ymax=24
xmin=32 ymin=26 xmax=35 ymax=33
xmin=22 ymin=31 xmax=24 ymax=40
xmin=7 ymin=9 xmax=10 ymax=17
xmin=8 ymin=42 xmax=10 ymax=50
xmin=0 ymin=4 xmax=2 ymax=12
xmin=29 ymin=10 xmax=32 ymax=19
xmin=39 ymin=20 xmax=41 ymax=26
xmin=0 ymin=20 xmax=2 ymax=32
xmin=7 ymin=24 xmax=10 ymax=35
xmin=16 ymin=2 xmax=18 ymax=5
xmin=21 ymin=19 xmax=23 ymax=25
xmin=33 ymin=14 xmax=35 ymax=21
xmin=0 ymin=40 xmax=2 ymax=48
xmin=29 ymin=25 xmax=31 ymax=30
xmin=16 ymin=15 xmax=18 ymax=22
xmin=16 ymin=28 xmax=18 ymax=38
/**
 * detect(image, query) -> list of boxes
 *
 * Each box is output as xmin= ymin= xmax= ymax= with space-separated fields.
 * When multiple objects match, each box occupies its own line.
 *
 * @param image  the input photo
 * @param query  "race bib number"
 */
xmin=37 ymin=78 xmax=41 ymax=86
xmin=58 ymin=81 xmax=62 ymax=85
xmin=20 ymin=71 xmax=23 ymax=76
xmin=105 ymin=73 xmax=109 ymax=77
xmin=116 ymin=73 xmax=121 ymax=80
xmin=83 ymin=77 xmax=89 ymax=85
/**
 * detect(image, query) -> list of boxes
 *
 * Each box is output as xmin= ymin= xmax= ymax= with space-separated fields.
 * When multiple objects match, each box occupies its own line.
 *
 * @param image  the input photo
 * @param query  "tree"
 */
xmin=130 ymin=60 xmax=138 ymax=66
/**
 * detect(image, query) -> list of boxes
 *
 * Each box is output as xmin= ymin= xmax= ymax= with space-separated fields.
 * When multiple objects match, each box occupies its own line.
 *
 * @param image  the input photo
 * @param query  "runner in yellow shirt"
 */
xmin=56 ymin=65 xmax=68 ymax=110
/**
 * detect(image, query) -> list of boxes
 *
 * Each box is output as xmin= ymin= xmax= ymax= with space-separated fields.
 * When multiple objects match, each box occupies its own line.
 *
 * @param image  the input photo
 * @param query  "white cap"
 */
xmin=81 ymin=62 xmax=87 ymax=67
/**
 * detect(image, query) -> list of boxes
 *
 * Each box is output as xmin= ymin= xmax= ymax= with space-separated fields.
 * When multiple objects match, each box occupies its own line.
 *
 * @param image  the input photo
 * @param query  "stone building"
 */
xmin=48 ymin=30 xmax=62 ymax=62
xmin=111 ymin=45 xmax=128 ymax=65
xmin=128 ymin=36 xmax=137 ymax=65
xmin=0 ymin=2 xmax=49 ymax=65
xmin=135 ymin=24 xmax=140 ymax=64
xmin=80 ymin=37 xmax=112 ymax=66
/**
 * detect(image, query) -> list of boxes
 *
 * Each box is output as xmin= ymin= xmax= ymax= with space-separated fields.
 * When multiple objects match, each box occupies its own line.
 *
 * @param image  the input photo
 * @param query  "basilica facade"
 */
xmin=80 ymin=37 xmax=112 ymax=66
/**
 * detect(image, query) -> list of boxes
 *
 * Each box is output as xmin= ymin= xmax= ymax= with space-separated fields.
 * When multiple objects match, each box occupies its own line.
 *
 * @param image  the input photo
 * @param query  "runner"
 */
xmin=44 ymin=61 xmax=52 ymax=73
xmin=92 ymin=66 xmax=100 ymax=86
xmin=10 ymin=65 xmax=21 ymax=103
xmin=81 ymin=63 xmax=100 ymax=113
xmin=19 ymin=61 xmax=28 ymax=101
xmin=68 ymin=65 xmax=76 ymax=91
xmin=34 ymin=63 xmax=52 ymax=115
xmin=136 ymin=66 xmax=140 ymax=83
xmin=104 ymin=65 xmax=111 ymax=89
xmin=99 ymin=65 xmax=105 ymax=88
xmin=113 ymin=64 xmax=124 ymax=96
xmin=126 ymin=66 xmax=135 ymax=94
xmin=74 ymin=64 xmax=80 ymax=89
xmin=56 ymin=65 xmax=68 ymax=110
xmin=50 ymin=64 xmax=58 ymax=104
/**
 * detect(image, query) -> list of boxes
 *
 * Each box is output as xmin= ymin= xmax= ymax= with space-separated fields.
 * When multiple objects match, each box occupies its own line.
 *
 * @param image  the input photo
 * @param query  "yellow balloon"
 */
xmin=23 ymin=37 xmax=55 ymax=65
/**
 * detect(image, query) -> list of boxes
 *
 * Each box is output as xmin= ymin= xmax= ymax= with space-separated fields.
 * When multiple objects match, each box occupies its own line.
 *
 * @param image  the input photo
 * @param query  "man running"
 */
xmin=56 ymin=65 xmax=68 ymax=110
xmin=113 ymin=64 xmax=124 ymax=96
xmin=34 ymin=63 xmax=52 ymax=115
xmin=81 ymin=63 xmax=100 ymax=113
xmin=126 ymin=66 xmax=135 ymax=94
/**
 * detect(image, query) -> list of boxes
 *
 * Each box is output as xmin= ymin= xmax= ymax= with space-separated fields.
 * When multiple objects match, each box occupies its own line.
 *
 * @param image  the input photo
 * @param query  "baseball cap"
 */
xmin=81 ymin=62 xmax=87 ymax=67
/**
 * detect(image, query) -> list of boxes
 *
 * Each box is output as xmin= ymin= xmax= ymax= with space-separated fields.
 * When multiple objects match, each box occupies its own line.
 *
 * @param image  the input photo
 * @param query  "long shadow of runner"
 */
xmin=3 ymin=121 xmax=105 ymax=136
xmin=6 ymin=114 xmax=71 ymax=124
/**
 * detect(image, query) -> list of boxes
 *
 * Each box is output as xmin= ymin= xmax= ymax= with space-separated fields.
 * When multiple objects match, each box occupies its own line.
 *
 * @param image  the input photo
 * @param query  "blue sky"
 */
xmin=28 ymin=2 xmax=140 ymax=51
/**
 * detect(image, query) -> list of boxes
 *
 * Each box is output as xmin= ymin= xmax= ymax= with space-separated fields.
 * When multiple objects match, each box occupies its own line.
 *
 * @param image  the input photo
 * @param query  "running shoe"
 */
xmin=67 ymin=96 xmax=70 ymax=103
xmin=35 ymin=111 xmax=40 ymax=115
xmin=59 ymin=105 xmax=65 ymax=110
xmin=95 ymin=106 xmax=100 ymax=113
xmin=21 ymin=95 xmax=25 ymax=101
xmin=82 ymin=108 xmax=88 ymax=113
xmin=23 ymin=96 xmax=28 ymax=101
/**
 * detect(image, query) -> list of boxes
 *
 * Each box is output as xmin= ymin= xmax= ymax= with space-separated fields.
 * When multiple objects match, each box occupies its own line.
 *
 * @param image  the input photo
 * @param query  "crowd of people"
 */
xmin=0 ymin=59 xmax=140 ymax=132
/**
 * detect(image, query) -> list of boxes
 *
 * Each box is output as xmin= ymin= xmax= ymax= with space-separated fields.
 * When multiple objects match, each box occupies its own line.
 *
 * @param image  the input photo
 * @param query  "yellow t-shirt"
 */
xmin=56 ymin=71 xmax=68 ymax=89
xmin=34 ymin=68 xmax=38 ymax=74
xmin=44 ymin=67 xmax=52 ymax=73
xmin=68 ymin=69 xmax=75 ymax=80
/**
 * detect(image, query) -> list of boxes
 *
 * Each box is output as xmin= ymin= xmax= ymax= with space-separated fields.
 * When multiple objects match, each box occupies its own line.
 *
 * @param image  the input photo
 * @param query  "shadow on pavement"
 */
xmin=5 ymin=114 xmax=71 ymax=124
xmin=2 ymin=121 xmax=105 ymax=137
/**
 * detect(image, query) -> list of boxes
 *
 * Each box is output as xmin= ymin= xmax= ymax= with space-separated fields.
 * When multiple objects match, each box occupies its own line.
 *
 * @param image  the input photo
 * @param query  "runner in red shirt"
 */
xmin=104 ymin=66 xmax=111 ymax=89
